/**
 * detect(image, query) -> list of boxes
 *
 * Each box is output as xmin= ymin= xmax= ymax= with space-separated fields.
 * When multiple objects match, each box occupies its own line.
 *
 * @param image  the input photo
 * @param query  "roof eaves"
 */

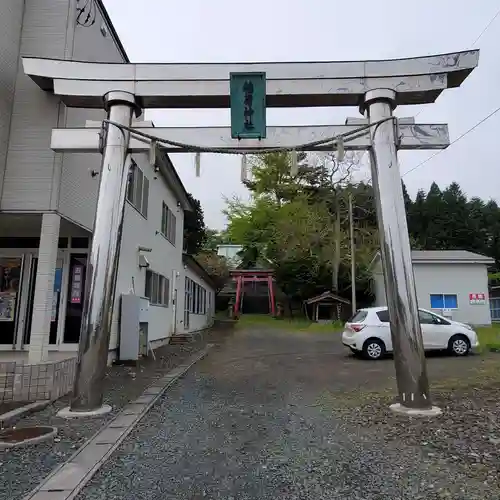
xmin=182 ymin=253 xmax=216 ymax=289
xmin=414 ymin=257 xmax=495 ymax=265
xmin=95 ymin=0 xmax=130 ymax=63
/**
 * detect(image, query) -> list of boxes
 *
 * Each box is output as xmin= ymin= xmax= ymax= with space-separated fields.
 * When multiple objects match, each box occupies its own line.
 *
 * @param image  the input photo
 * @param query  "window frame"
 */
xmin=144 ymin=269 xmax=169 ymax=307
xmin=126 ymin=162 xmax=149 ymax=218
xmin=430 ymin=293 xmax=458 ymax=310
xmin=161 ymin=202 xmax=177 ymax=246
xmin=185 ymin=278 xmax=207 ymax=315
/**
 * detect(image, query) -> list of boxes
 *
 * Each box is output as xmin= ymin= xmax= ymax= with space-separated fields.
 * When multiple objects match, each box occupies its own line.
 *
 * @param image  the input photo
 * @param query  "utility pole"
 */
xmin=348 ymin=192 xmax=356 ymax=315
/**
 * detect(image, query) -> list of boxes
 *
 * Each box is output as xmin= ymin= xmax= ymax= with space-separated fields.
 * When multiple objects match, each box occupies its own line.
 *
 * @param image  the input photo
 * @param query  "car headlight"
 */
xmin=463 ymin=324 xmax=474 ymax=331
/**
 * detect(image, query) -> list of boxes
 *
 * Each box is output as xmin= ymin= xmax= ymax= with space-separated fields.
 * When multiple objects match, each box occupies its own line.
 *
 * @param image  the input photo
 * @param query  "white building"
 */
xmin=371 ymin=250 xmax=494 ymax=326
xmin=216 ymin=244 xmax=243 ymax=268
xmin=0 ymin=0 xmax=215 ymax=374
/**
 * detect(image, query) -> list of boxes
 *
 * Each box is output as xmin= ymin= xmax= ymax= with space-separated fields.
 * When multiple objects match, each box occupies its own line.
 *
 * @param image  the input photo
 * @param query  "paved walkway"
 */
xmin=75 ymin=328 xmax=499 ymax=500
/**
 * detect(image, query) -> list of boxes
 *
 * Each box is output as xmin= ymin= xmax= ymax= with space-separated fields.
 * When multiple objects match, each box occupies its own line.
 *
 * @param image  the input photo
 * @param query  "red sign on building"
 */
xmin=469 ymin=293 xmax=486 ymax=305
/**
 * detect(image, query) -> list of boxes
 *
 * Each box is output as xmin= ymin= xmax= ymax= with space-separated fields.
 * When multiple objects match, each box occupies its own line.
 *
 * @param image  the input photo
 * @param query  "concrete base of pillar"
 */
xmin=57 ymin=404 xmax=112 ymax=419
xmin=389 ymin=403 xmax=442 ymax=417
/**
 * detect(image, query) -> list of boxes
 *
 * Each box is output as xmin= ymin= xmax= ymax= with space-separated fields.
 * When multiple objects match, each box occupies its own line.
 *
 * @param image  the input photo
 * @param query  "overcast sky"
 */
xmin=103 ymin=0 xmax=500 ymax=229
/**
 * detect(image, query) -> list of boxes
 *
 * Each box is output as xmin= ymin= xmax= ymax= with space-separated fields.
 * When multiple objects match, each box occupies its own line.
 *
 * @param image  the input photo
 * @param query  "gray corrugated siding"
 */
xmin=0 ymin=0 xmax=127 ymax=230
xmin=1 ymin=0 xmax=71 ymax=211
xmin=58 ymin=6 xmax=127 ymax=229
xmin=0 ymin=1 xmax=27 ymax=205
xmin=411 ymin=250 xmax=493 ymax=263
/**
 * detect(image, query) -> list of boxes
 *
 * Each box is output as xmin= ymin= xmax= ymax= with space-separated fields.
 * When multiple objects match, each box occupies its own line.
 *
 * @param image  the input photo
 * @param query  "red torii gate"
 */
xmin=232 ymin=269 xmax=276 ymax=316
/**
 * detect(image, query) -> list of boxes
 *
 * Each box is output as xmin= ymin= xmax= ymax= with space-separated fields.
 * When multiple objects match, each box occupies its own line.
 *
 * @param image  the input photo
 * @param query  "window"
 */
xmin=161 ymin=202 xmax=177 ymax=245
xmin=491 ymin=298 xmax=500 ymax=322
xmin=418 ymin=310 xmax=436 ymax=325
xmin=349 ymin=310 xmax=368 ymax=323
xmin=127 ymin=162 xmax=149 ymax=217
xmin=376 ymin=310 xmax=390 ymax=323
xmin=145 ymin=269 xmax=169 ymax=306
xmin=430 ymin=294 xmax=458 ymax=309
xmin=185 ymin=277 xmax=207 ymax=315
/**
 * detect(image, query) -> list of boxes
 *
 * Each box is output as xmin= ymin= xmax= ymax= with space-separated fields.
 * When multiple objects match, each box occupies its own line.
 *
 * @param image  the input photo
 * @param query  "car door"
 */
xmin=418 ymin=309 xmax=447 ymax=348
xmin=427 ymin=311 xmax=455 ymax=348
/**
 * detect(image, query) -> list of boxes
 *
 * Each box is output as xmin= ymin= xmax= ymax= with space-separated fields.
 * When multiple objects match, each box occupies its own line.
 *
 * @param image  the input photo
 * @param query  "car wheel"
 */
xmin=362 ymin=338 xmax=386 ymax=360
xmin=448 ymin=334 xmax=470 ymax=356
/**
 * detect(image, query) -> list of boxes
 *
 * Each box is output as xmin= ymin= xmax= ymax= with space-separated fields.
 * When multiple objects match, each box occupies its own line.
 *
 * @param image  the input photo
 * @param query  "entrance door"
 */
xmin=64 ymin=254 xmax=87 ymax=343
xmin=24 ymin=257 xmax=63 ymax=345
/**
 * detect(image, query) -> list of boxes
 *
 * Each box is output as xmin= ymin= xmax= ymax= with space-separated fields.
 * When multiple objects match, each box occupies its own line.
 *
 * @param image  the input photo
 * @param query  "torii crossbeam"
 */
xmin=22 ymin=50 xmax=479 ymax=417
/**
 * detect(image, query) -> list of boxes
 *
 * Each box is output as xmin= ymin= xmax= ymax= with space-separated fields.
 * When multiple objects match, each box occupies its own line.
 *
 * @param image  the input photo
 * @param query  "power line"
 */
xmin=412 ymin=6 xmax=500 ymax=122
xmin=470 ymin=6 xmax=500 ymax=47
xmin=402 ymin=104 xmax=500 ymax=177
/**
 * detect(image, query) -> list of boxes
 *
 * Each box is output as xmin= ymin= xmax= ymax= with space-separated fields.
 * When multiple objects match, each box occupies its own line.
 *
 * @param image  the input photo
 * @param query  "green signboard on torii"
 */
xmin=230 ymin=72 xmax=267 ymax=139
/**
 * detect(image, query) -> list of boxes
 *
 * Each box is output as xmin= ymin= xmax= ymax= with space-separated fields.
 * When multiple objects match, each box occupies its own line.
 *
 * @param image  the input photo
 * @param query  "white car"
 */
xmin=342 ymin=306 xmax=479 ymax=360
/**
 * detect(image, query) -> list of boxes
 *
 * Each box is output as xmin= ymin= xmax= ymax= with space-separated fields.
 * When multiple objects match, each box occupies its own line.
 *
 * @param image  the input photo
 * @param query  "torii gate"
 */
xmin=22 ymin=50 xmax=479 ymax=417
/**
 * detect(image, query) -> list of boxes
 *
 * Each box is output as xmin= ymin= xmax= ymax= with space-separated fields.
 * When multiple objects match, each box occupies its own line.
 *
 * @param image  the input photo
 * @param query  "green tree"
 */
xmin=183 ymin=193 xmax=206 ymax=255
xmin=203 ymin=229 xmax=230 ymax=252
xmin=224 ymin=152 xmax=378 ymax=304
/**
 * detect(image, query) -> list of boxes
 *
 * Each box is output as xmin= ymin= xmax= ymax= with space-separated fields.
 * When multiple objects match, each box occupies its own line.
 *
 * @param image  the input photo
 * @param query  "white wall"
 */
xmin=109 ymin=153 xmax=185 ymax=350
xmin=414 ymin=263 xmax=491 ymax=326
xmin=181 ymin=266 xmax=215 ymax=333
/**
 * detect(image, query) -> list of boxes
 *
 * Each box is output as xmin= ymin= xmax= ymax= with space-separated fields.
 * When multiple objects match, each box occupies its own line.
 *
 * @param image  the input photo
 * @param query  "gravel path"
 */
xmin=0 ymin=339 xmax=211 ymax=500
xmin=76 ymin=328 xmax=500 ymax=500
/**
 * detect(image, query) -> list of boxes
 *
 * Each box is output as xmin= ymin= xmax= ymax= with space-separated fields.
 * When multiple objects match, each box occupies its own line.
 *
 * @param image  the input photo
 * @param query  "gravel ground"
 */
xmin=0 ymin=337 xmax=216 ymax=500
xmin=76 ymin=328 xmax=500 ymax=500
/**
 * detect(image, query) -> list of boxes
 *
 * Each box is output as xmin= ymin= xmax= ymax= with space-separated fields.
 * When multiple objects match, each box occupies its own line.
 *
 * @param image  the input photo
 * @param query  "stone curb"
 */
xmin=0 ymin=426 xmax=58 ymax=450
xmin=0 ymin=400 xmax=51 ymax=428
xmin=23 ymin=344 xmax=213 ymax=500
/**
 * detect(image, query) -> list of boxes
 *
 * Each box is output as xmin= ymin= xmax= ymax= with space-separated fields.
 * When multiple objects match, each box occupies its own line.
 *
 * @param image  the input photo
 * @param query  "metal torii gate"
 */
xmin=22 ymin=50 xmax=479 ymax=417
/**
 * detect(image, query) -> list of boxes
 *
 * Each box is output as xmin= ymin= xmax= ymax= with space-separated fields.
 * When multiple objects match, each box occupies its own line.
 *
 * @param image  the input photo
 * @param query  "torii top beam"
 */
xmin=22 ymin=51 xmax=478 ymax=109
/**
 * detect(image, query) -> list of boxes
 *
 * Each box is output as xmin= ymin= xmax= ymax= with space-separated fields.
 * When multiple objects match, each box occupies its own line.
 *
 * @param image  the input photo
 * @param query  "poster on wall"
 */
xmin=0 ymin=257 xmax=22 ymax=322
xmin=71 ymin=265 xmax=84 ymax=304
xmin=0 ymin=293 xmax=16 ymax=322
xmin=52 ymin=292 xmax=59 ymax=322
xmin=469 ymin=293 xmax=486 ymax=305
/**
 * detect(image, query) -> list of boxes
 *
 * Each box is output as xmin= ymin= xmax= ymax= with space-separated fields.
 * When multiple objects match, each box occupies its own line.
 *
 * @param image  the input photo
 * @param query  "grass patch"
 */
xmin=476 ymin=324 xmax=500 ymax=352
xmin=235 ymin=314 xmax=343 ymax=333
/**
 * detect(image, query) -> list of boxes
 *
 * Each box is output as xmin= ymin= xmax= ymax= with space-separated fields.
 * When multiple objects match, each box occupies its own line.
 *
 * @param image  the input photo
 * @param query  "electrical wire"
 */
xmin=411 ymin=6 xmax=500 ymax=123
xmin=402 ymin=103 xmax=500 ymax=177
xmin=470 ymin=6 xmax=500 ymax=47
